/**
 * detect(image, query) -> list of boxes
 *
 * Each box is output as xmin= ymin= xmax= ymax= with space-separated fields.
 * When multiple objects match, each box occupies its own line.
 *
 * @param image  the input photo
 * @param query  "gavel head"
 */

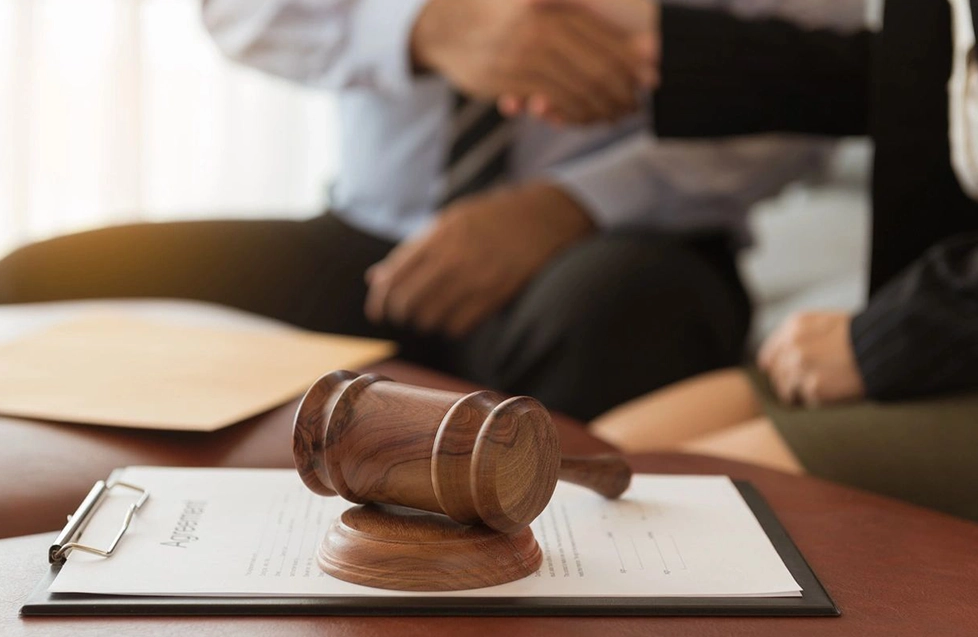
xmin=293 ymin=371 xmax=561 ymax=534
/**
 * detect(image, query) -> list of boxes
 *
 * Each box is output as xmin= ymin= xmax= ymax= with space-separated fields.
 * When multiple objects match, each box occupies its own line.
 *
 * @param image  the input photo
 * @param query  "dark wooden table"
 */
xmin=0 ymin=360 xmax=611 ymax=539
xmin=4 ymin=453 xmax=978 ymax=637
xmin=2 ymin=360 xmax=977 ymax=636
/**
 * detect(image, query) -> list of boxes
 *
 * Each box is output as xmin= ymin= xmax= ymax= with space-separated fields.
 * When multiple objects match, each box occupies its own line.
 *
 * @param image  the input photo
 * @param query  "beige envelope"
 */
xmin=0 ymin=314 xmax=396 ymax=431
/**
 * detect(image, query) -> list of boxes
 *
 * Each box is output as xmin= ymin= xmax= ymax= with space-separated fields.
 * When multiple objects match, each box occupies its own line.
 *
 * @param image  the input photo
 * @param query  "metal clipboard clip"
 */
xmin=48 ymin=480 xmax=150 ymax=565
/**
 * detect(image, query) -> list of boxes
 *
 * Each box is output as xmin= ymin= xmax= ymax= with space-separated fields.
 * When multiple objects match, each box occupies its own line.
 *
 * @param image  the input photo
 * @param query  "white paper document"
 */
xmin=50 ymin=467 xmax=801 ymax=599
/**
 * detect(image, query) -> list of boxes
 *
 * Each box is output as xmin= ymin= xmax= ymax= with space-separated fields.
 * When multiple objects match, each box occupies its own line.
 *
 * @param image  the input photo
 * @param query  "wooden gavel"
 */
xmin=293 ymin=370 xmax=632 ymax=533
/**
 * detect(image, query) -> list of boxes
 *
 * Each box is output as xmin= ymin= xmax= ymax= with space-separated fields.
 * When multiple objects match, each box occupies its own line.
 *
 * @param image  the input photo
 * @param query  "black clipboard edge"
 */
xmin=21 ymin=481 xmax=839 ymax=618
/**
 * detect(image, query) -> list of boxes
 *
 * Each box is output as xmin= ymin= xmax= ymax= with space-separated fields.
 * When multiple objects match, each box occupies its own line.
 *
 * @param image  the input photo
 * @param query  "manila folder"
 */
xmin=0 ymin=314 xmax=395 ymax=431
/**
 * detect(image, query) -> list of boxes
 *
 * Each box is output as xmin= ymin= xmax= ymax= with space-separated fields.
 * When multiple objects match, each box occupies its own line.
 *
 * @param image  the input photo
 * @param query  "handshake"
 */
xmin=412 ymin=0 xmax=660 ymax=125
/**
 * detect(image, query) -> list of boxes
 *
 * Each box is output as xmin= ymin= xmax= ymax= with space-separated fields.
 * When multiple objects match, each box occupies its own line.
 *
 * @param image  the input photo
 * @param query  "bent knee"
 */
xmin=525 ymin=236 xmax=704 ymax=327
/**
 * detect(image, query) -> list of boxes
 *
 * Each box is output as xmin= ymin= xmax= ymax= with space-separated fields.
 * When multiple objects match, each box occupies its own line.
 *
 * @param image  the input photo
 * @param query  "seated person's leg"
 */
xmin=443 ymin=231 xmax=752 ymax=421
xmin=590 ymin=360 xmax=978 ymax=520
xmin=587 ymin=366 xmax=802 ymax=475
xmin=590 ymin=368 xmax=762 ymax=452
xmin=0 ymin=214 xmax=394 ymax=336
xmin=678 ymin=417 xmax=804 ymax=475
xmin=756 ymin=388 xmax=978 ymax=520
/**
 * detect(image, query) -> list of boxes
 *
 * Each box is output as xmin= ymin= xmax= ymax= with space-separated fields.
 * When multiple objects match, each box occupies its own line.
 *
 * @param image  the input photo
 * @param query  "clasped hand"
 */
xmin=413 ymin=0 xmax=659 ymax=125
xmin=365 ymin=184 xmax=594 ymax=338
xmin=758 ymin=311 xmax=867 ymax=407
xmin=370 ymin=0 xmax=657 ymax=337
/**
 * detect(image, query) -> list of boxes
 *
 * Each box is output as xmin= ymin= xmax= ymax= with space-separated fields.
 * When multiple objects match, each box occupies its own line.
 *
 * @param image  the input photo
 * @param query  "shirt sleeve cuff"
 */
xmin=546 ymin=135 xmax=661 ymax=230
xmin=349 ymin=0 xmax=430 ymax=95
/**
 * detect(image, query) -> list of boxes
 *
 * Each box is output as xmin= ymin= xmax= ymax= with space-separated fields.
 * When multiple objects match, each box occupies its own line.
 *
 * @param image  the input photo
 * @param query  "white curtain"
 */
xmin=0 ymin=0 xmax=338 ymax=256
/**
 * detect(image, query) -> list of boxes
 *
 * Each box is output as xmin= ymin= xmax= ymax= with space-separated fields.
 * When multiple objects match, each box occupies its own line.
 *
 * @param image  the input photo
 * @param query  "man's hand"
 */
xmin=532 ymin=0 xmax=659 ymax=36
xmin=758 ymin=311 xmax=867 ymax=408
xmin=364 ymin=183 xmax=595 ymax=338
xmin=498 ymin=0 xmax=661 ymax=124
xmin=411 ymin=0 xmax=656 ymax=125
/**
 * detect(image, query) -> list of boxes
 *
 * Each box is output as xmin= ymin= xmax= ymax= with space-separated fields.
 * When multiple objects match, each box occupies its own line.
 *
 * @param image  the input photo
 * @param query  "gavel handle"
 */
xmin=559 ymin=455 xmax=633 ymax=500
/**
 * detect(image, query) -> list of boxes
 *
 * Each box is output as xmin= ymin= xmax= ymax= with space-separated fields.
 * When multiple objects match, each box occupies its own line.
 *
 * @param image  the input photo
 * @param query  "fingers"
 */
xmin=411 ymin=272 xmax=476 ymax=334
xmin=444 ymin=293 xmax=500 ymax=338
xmin=527 ymin=0 xmax=584 ymax=8
xmin=757 ymin=325 xmax=787 ymax=373
xmin=525 ymin=9 xmax=653 ymax=123
xmin=516 ymin=69 xmax=594 ymax=124
xmin=632 ymin=33 xmax=661 ymax=76
xmin=769 ymin=347 xmax=804 ymax=405
xmin=497 ymin=94 xmax=565 ymax=127
xmin=515 ymin=29 xmax=614 ymax=125
xmin=512 ymin=35 xmax=658 ymax=126
xmin=757 ymin=312 xmax=858 ymax=408
xmin=380 ymin=258 xmax=450 ymax=327
xmin=495 ymin=2 xmax=659 ymax=125
xmin=527 ymin=95 xmax=568 ymax=127
xmin=771 ymin=363 xmax=828 ymax=409
xmin=758 ymin=317 xmax=803 ymax=404
xmin=553 ymin=17 xmax=638 ymax=110
xmin=366 ymin=244 xmax=502 ymax=337
xmin=365 ymin=255 xmax=496 ymax=337
xmin=758 ymin=313 xmax=813 ymax=371
xmin=519 ymin=37 xmax=631 ymax=123
xmin=363 ymin=238 xmax=429 ymax=324
xmin=799 ymin=375 xmax=824 ymax=409
xmin=364 ymin=229 xmax=495 ymax=335
xmin=563 ymin=12 xmax=655 ymax=90
xmin=757 ymin=312 xmax=832 ymax=407
xmin=497 ymin=94 xmax=526 ymax=117
xmin=529 ymin=0 xmax=656 ymax=36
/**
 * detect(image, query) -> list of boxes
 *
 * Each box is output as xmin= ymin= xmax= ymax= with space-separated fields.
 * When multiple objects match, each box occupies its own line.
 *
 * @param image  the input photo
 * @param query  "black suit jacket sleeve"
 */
xmin=851 ymin=233 xmax=978 ymax=400
xmin=653 ymin=6 xmax=872 ymax=138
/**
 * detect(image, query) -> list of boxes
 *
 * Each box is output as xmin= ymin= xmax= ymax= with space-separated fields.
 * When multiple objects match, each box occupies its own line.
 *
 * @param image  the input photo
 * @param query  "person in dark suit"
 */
xmin=529 ymin=0 xmax=978 ymax=520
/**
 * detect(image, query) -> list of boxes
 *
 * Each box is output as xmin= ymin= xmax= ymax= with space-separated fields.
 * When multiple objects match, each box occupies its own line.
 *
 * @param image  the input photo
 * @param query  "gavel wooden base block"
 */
xmin=319 ymin=504 xmax=542 ymax=591
xmin=294 ymin=371 xmax=631 ymax=592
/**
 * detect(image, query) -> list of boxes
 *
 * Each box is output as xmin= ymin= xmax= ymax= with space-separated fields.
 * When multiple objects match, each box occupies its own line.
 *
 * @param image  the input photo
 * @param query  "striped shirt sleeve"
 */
xmin=851 ymin=233 xmax=978 ymax=400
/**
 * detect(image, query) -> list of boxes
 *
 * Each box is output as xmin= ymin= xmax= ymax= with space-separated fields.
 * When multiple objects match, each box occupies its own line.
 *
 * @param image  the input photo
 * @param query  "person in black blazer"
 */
xmin=529 ymin=0 xmax=978 ymax=519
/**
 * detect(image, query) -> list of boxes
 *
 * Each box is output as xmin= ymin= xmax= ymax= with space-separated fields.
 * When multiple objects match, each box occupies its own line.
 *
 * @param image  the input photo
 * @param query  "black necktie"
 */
xmin=441 ymin=94 xmax=515 ymax=206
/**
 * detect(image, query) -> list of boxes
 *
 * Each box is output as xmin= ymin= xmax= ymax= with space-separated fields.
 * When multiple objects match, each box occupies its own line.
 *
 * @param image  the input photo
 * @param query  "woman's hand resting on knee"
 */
xmin=758 ymin=311 xmax=866 ymax=408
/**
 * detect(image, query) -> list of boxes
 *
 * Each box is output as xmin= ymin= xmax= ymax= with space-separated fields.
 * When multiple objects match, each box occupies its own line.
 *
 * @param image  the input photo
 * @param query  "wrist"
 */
xmin=523 ymin=182 xmax=598 ymax=247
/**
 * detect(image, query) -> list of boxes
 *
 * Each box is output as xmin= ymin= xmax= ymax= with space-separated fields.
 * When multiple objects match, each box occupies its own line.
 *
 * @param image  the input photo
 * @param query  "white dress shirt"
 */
xmin=200 ymin=0 xmax=839 ymax=245
xmin=949 ymin=0 xmax=978 ymax=201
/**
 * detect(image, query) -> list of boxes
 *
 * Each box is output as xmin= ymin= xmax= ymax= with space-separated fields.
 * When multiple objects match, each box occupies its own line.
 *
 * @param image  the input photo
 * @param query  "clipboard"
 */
xmin=21 ymin=477 xmax=839 ymax=618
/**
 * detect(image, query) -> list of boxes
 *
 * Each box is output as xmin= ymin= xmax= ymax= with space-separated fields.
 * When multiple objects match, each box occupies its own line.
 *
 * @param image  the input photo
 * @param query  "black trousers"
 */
xmin=0 ymin=213 xmax=751 ymax=421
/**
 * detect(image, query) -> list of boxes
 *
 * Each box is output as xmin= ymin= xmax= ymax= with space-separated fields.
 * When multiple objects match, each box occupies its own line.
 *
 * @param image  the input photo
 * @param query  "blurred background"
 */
xmin=0 ymin=0 xmax=338 ymax=256
xmin=0 ymin=0 xmax=873 ymax=345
